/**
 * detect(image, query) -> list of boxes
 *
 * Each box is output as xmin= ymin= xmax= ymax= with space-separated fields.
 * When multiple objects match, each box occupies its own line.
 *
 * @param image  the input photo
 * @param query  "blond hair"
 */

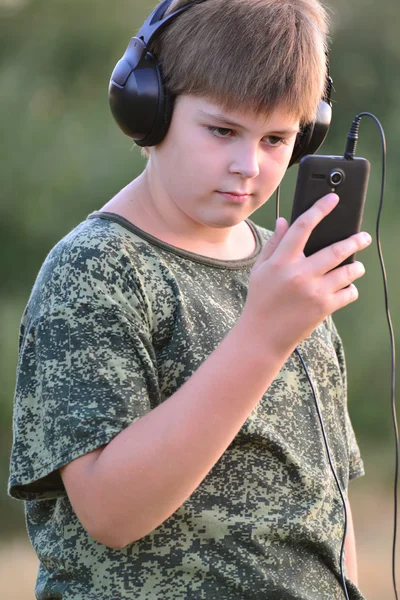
xmin=151 ymin=0 xmax=329 ymax=124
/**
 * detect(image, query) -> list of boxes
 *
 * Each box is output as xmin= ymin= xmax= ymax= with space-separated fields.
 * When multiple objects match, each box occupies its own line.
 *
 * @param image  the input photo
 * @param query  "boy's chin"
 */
xmin=196 ymin=212 xmax=252 ymax=229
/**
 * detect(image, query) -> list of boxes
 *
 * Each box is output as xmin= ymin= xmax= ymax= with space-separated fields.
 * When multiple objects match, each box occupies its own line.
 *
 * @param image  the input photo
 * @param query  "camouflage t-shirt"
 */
xmin=9 ymin=212 xmax=365 ymax=600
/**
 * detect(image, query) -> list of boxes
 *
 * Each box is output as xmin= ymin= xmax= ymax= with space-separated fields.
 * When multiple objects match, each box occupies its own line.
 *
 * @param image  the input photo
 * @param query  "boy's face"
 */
xmin=148 ymin=95 xmax=300 ymax=230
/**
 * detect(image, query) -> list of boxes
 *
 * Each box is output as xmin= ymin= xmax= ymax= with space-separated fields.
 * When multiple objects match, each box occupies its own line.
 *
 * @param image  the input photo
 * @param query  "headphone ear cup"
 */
xmin=108 ymin=51 xmax=173 ymax=147
xmin=289 ymin=123 xmax=314 ymax=168
xmin=288 ymin=98 xmax=332 ymax=168
xmin=135 ymin=59 xmax=175 ymax=147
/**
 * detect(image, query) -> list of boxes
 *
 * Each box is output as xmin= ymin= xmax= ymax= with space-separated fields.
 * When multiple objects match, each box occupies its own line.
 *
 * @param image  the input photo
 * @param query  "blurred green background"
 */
xmin=1 ymin=0 xmax=400 ymax=597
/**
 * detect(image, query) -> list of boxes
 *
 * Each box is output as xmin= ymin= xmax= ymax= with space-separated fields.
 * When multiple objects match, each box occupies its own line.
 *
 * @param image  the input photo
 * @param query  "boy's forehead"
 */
xmin=182 ymin=95 xmax=300 ymax=132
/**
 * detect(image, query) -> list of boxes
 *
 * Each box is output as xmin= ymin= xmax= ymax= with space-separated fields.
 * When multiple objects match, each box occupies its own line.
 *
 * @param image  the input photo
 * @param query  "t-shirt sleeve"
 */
xmin=328 ymin=316 xmax=365 ymax=481
xmin=9 ymin=228 xmax=161 ymax=501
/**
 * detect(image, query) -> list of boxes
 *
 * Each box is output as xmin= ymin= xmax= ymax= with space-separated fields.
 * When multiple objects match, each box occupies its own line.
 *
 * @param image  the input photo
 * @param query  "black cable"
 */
xmin=295 ymin=347 xmax=350 ymax=600
xmin=345 ymin=113 xmax=398 ymax=600
xmin=292 ymin=113 xmax=396 ymax=600
xmin=275 ymin=185 xmax=281 ymax=220
xmin=277 ymin=114 xmax=395 ymax=598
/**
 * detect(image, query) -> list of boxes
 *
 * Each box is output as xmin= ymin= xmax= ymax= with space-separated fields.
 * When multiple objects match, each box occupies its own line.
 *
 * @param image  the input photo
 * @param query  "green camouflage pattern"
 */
xmin=9 ymin=212 xmax=365 ymax=599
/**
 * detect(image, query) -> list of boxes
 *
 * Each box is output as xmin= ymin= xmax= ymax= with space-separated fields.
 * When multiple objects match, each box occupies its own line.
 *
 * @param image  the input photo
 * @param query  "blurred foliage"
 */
xmin=1 ymin=0 xmax=400 ymax=536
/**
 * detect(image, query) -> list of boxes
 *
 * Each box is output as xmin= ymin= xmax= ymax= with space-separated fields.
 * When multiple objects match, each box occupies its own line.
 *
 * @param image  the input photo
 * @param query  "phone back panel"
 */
xmin=290 ymin=155 xmax=370 ymax=262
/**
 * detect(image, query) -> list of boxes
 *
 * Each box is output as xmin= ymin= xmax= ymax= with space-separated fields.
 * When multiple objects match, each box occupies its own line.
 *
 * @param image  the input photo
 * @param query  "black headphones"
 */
xmin=108 ymin=0 xmax=333 ymax=167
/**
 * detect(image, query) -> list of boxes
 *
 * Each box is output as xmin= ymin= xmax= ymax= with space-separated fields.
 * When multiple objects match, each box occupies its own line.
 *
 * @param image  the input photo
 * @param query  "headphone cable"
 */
xmin=295 ymin=346 xmax=350 ymax=599
xmin=344 ymin=113 xmax=397 ymax=600
xmin=275 ymin=185 xmax=281 ymax=220
xmin=276 ymin=114 xmax=396 ymax=599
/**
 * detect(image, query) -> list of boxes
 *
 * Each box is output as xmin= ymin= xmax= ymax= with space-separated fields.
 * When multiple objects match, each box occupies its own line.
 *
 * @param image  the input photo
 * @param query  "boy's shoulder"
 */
xmin=24 ymin=214 xmax=165 ymax=324
xmin=45 ymin=212 xmax=156 ymax=270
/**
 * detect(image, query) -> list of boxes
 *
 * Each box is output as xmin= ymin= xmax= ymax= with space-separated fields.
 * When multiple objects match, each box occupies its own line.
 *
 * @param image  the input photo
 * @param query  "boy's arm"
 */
xmin=345 ymin=498 xmax=359 ymax=585
xmin=60 ymin=195 xmax=371 ymax=549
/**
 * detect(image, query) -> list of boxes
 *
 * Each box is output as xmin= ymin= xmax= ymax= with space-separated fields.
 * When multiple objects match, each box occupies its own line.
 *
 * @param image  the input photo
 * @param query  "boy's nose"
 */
xmin=228 ymin=146 xmax=260 ymax=179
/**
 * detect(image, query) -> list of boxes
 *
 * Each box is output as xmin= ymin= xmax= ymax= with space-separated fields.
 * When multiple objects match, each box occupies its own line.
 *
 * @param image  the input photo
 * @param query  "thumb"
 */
xmin=259 ymin=217 xmax=289 ymax=261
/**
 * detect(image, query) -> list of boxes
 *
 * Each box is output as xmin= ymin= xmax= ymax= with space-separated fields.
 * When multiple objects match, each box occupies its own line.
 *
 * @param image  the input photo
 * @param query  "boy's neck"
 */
xmin=100 ymin=172 xmax=257 ymax=261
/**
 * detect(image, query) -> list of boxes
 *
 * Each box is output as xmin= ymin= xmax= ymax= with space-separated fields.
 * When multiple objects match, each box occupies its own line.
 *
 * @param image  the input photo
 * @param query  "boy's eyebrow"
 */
xmin=197 ymin=110 xmax=300 ymax=135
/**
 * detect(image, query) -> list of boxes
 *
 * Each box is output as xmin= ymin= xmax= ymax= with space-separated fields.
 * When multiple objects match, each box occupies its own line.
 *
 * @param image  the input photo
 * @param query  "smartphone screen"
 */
xmin=290 ymin=155 xmax=370 ymax=264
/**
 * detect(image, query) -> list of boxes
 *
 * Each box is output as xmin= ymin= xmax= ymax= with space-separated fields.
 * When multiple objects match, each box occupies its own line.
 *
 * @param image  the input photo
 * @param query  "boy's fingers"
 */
xmin=259 ymin=217 xmax=289 ymax=261
xmin=311 ymin=232 xmax=372 ymax=276
xmin=331 ymin=283 xmax=360 ymax=311
xmin=324 ymin=260 xmax=366 ymax=292
xmin=276 ymin=194 xmax=339 ymax=259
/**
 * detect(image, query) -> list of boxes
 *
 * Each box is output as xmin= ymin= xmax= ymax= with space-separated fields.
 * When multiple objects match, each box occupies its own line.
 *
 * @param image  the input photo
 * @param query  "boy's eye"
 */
xmin=265 ymin=135 xmax=287 ymax=147
xmin=207 ymin=127 xmax=289 ymax=146
xmin=208 ymin=126 xmax=233 ymax=138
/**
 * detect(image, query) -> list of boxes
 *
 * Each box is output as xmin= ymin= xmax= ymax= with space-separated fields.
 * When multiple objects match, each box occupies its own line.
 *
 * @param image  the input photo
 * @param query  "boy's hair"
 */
xmin=150 ymin=0 xmax=329 ymax=125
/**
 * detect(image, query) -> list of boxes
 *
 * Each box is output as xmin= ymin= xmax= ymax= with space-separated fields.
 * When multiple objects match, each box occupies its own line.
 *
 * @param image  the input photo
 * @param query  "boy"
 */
xmin=9 ymin=0 xmax=371 ymax=598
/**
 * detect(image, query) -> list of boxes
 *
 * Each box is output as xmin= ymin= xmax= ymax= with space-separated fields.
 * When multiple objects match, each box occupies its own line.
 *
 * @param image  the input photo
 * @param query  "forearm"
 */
xmin=62 ymin=314 xmax=290 ymax=548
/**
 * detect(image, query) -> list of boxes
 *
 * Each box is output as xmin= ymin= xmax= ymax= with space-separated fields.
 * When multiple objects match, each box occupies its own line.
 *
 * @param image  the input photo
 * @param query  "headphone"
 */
xmin=108 ymin=0 xmax=333 ymax=168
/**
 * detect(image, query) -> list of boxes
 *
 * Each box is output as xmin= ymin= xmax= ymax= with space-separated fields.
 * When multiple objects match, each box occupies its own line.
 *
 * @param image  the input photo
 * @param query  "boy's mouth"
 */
xmin=217 ymin=191 xmax=252 ymax=203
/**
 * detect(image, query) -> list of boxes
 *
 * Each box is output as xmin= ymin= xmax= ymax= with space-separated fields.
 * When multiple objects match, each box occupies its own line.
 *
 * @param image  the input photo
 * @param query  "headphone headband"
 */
xmin=138 ymin=0 xmax=206 ymax=47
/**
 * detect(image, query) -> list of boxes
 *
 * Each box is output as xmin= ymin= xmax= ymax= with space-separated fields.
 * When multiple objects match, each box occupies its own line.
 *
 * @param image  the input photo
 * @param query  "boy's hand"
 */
xmin=243 ymin=193 xmax=371 ymax=356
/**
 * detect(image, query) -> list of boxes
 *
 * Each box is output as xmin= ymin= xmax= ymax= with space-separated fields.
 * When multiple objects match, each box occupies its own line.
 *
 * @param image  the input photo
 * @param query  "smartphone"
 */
xmin=290 ymin=155 xmax=370 ymax=265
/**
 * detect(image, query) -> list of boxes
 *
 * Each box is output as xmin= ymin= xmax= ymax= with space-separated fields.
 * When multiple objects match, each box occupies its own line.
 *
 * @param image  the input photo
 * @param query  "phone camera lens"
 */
xmin=329 ymin=170 xmax=344 ymax=186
